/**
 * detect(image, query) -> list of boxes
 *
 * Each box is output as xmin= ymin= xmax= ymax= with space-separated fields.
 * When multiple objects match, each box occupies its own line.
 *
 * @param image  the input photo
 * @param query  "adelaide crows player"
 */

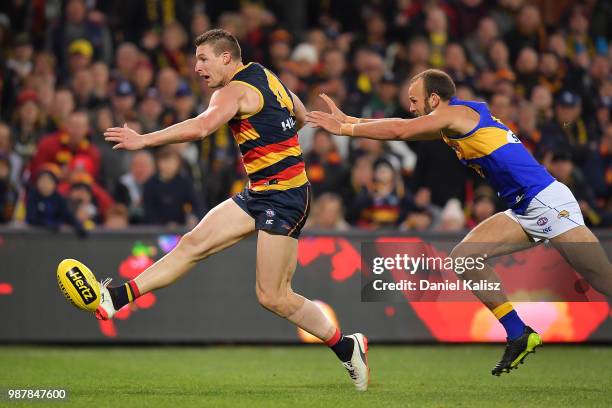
xmin=307 ymin=69 xmax=612 ymax=376
xmin=100 ymin=29 xmax=369 ymax=390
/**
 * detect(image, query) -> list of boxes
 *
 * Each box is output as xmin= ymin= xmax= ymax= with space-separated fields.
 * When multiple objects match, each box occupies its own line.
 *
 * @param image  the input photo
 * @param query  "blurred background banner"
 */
xmin=1 ymin=229 xmax=611 ymax=343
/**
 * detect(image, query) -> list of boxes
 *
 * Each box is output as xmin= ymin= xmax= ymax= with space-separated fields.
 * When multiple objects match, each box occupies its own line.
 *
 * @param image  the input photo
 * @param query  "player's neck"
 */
xmin=223 ymin=61 xmax=245 ymax=85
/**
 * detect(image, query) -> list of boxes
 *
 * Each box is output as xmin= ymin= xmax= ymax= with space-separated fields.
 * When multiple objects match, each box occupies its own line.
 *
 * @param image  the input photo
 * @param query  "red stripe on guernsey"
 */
xmin=325 ymin=328 xmax=342 ymax=346
xmin=229 ymin=118 xmax=253 ymax=134
xmin=128 ymin=280 xmax=141 ymax=298
xmin=250 ymin=162 xmax=305 ymax=186
xmin=242 ymin=134 xmax=299 ymax=164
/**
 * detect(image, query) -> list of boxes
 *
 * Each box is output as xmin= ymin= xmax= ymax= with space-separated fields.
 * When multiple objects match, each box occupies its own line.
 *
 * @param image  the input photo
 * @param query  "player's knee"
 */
xmin=256 ymin=287 xmax=290 ymax=316
xmin=450 ymin=243 xmax=478 ymax=261
xmin=176 ymin=232 xmax=208 ymax=260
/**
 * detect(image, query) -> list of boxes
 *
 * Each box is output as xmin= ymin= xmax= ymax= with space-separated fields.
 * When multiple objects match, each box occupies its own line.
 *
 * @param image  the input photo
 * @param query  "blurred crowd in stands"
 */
xmin=0 ymin=0 xmax=611 ymax=235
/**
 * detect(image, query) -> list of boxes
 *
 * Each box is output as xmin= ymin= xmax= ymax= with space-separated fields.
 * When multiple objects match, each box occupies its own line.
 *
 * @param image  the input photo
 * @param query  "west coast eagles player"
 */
xmin=93 ymin=29 xmax=368 ymax=390
xmin=307 ymin=69 xmax=612 ymax=376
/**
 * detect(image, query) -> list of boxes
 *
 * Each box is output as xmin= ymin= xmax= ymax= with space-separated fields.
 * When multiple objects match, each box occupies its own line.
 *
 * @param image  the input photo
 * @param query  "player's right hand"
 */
xmin=104 ymin=123 xmax=147 ymax=150
xmin=305 ymin=111 xmax=343 ymax=135
xmin=319 ymin=93 xmax=349 ymax=123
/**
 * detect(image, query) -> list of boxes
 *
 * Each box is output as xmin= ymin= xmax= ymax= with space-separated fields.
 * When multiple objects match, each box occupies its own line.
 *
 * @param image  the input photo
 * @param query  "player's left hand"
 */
xmin=305 ymin=111 xmax=343 ymax=135
xmin=104 ymin=123 xmax=147 ymax=150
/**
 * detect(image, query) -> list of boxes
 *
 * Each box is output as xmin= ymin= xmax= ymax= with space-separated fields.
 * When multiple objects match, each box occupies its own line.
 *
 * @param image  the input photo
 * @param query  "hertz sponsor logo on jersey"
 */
xmin=56 ymin=259 xmax=100 ymax=312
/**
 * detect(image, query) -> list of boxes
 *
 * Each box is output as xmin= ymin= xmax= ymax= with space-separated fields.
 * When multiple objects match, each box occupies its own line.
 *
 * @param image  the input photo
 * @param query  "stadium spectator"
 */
xmin=103 ymin=203 xmax=129 ymax=229
xmin=114 ymin=150 xmax=155 ymax=224
xmin=11 ymin=90 xmax=45 ymax=164
xmin=67 ymin=178 xmax=100 ymax=229
xmin=110 ymin=80 xmax=137 ymax=125
xmin=46 ymin=88 xmax=76 ymax=133
xmin=0 ymin=123 xmax=23 ymax=187
xmin=304 ymin=192 xmax=350 ymax=231
xmin=304 ymin=129 xmax=346 ymax=197
xmin=548 ymin=150 xmax=611 ymax=228
xmin=25 ymin=164 xmax=85 ymax=236
xmin=539 ymin=90 xmax=595 ymax=166
xmin=90 ymin=62 xmax=110 ymax=107
xmin=71 ymin=67 xmax=96 ymax=109
xmin=350 ymin=158 xmax=411 ymax=229
xmin=0 ymin=155 xmax=18 ymax=223
xmin=466 ymin=186 xmax=499 ymax=229
xmin=142 ymin=147 xmax=201 ymax=227
xmin=514 ymin=46 xmax=539 ymax=98
xmin=66 ymin=39 xmax=94 ymax=76
xmin=29 ymin=110 xmax=100 ymax=180
xmin=583 ymin=123 xmax=612 ymax=209
xmin=504 ymin=4 xmax=547 ymax=60
xmin=424 ymin=6 xmax=449 ymax=68
xmin=132 ymin=60 xmax=155 ymax=100
xmin=47 ymin=0 xmax=112 ymax=73
xmin=138 ymin=88 xmax=163 ymax=134
xmin=435 ymin=198 xmax=466 ymax=232
xmin=464 ymin=17 xmax=499 ymax=71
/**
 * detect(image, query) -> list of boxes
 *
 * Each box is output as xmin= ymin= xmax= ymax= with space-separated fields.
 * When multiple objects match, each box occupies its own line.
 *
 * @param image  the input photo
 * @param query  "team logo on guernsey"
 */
xmin=558 ymin=210 xmax=570 ymax=219
xmin=537 ymin=217 xmax=548 ymax=226
xmin=266 ymin=209 xmax=275 ymax=217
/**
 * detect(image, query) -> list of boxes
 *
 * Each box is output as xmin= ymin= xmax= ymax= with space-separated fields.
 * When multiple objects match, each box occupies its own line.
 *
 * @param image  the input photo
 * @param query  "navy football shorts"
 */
xmin=232 ymin=183 xmax=311 ymax=239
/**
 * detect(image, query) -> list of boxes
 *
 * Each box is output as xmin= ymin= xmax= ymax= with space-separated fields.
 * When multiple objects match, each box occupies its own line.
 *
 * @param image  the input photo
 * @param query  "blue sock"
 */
xmin=499 ymin=310 xmax=526 ymax=340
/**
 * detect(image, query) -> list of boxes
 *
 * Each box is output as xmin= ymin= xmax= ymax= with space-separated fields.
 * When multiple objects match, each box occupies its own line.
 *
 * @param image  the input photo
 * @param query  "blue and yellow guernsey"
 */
xmin=442 ymin=97 xmax=554 ymax=214
xmin=228 ymin=62 xmax=308 ymax=192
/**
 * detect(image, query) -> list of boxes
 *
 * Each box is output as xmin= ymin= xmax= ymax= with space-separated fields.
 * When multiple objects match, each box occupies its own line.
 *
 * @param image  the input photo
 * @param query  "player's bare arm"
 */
xmin=306 ymin=106 xmax=464 ymax=141
xmin=290 ymin=90 xmax=307 ymax=130
xmin=104 ymin=82 xmax=250 ymax=150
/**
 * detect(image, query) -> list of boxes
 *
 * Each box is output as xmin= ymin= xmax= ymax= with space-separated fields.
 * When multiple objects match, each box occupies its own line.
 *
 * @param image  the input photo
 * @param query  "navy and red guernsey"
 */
xmin=228 ymin=62 xmax=309 ymax=191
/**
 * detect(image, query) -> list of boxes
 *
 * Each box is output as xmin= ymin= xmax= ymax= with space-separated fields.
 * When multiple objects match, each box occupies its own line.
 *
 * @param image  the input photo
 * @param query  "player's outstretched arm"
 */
xmin=104 ymin=84 xmax=242 ymax=150
xmin=306 ymin=109 xmax=449 ymax=141
xmin=319 ymin=93 xmax=401 ymax=124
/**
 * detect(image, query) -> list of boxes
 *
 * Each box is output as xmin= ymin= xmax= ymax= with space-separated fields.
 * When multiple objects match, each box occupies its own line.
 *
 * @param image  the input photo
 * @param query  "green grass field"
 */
xmin=1 ymin=345 xmax=611 ymax=407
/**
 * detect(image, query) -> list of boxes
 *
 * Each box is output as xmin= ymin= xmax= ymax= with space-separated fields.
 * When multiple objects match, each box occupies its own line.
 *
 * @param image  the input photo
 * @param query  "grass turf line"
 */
xmin=0 ymin=346 xmax=611 ymax=407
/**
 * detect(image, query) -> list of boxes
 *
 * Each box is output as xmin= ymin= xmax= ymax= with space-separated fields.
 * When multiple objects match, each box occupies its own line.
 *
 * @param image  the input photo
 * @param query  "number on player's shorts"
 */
xmin=264 ymin=68 xmax=294 ymax=116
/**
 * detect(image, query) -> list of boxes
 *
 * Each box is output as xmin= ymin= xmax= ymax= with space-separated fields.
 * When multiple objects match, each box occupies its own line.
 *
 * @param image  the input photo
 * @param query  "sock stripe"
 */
xmin=125 ymin=283 xmax=133 ymax=302
xmin=128 ymin=280 xmax=140 ymax=299
xmin=492 ymin=302 xmax=514 ymax=320
xmin=325 ymin=328 xmax=341 ymax=347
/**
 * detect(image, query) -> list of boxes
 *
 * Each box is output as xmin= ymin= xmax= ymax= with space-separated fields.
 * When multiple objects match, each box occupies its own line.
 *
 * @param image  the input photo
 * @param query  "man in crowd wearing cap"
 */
xmin=67 ymin=39 xmax=94 ymax=76
xmin=539 ymin=90 xmax=596 ymax=166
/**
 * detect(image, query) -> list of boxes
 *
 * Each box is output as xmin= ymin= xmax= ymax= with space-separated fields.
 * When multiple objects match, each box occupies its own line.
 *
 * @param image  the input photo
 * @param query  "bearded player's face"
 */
xmin=407 ymin=79 xmax=427 ymax=117
xmin=194 ymin=44 xmax=230 ymax=89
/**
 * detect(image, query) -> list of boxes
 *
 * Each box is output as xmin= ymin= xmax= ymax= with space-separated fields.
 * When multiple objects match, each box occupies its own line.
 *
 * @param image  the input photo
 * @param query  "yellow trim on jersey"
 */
xmin=234 ymin=125 xmax=261 ymax=144
xmin=244 ymin=146 xmax=303 ymax=174
xmin=230 ymin=80 xmax=264 ymax=120
xmin=250 ymin=171 xmax=309 ymax=191
xmin=230 ymin=62 xmax=253 ymax=79
xmin=263 ymin=68 xmax=295 ymax=116
xmin=449 ymin=127 xmax=509 ymax=160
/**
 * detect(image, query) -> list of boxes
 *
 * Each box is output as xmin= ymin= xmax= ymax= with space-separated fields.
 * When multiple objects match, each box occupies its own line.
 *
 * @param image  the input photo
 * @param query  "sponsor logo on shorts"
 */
xmin=266 ymin=209 xmax=275 ymax=217
xmin=265 ymin=219 xmax=274 ymax=225
xmin=66 ymin=267 xmax=97 ymax=305
xmin=515 ymin=194 xmax=524 ymax=203
xmin=558 ymin=210 xmax=570 ymax=219
xmin=537 ymin=217 xmax=548 ymax=226
xmin=542 ymin=226 xmax=552 ymax=233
